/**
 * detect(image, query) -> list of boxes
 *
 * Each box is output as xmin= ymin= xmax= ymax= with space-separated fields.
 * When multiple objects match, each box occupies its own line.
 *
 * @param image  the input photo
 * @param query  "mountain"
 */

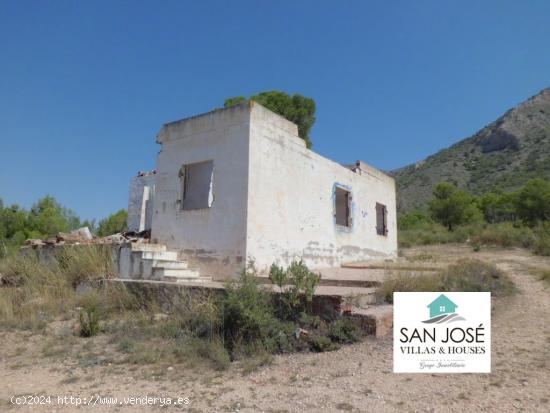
xmin=392 ymin=88 xmax=550 ymax=212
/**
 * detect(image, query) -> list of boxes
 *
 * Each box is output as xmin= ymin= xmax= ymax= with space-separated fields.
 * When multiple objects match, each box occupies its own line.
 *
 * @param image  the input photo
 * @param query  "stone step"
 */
xmin=141 ymin=250 xmax=178 ymax=261
xmin=152 ymin=268 xmax=201 ymax=278
xmin=162 ymin=276 xmax=213 ymax=284
xmin=149 ymin=259 xmax=189 ymax=270
xmin=130 ymin=243 xmax=167 ymax=252
xmin=346 ymin=304 xmax=393 ymax=337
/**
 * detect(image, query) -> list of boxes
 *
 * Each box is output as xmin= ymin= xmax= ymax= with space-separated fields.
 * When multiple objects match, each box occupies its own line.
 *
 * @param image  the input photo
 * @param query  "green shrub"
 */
xmin=221 ymin=263 xmax=279 ymax=351
xmin=269 ymin=260 xmax=320 ymax=320
xmin=472 ymin=223 xmax=535 ymax=248
xmin=298 ymin=312 xmax=321 ymax=329
xmin=328 ymin=319 xmax=363 ymax=344
xmin=308 ymin=335 xmax=339 ymax=352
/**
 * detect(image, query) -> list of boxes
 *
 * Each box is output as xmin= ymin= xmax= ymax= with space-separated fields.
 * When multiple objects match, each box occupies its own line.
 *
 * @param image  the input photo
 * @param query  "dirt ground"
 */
xmin=1 ymin=244 xmax=549 ymax=412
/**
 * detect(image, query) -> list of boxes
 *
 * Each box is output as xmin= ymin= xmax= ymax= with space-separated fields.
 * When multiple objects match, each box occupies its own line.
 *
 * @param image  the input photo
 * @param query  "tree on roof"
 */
xmin=224 ymin=90 xmax=316 ymax=149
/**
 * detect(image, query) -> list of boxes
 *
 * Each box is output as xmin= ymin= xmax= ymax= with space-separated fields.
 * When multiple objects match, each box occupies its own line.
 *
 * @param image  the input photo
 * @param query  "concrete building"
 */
xmin=125 ymin=101 xmax=397 ymax=281
xmin=127 ymin=170 xmax=156 ymax=233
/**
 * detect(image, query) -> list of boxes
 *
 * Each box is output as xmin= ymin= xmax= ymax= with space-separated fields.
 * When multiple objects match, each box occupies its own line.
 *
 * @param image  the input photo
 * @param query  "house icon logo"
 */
xmin=422 ymin=294 xmax=466 ymax=324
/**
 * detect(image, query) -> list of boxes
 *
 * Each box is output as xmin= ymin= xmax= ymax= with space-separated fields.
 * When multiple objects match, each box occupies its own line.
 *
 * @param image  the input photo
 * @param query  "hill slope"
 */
xmin=393 ymin=88 xmax=550 ymax=212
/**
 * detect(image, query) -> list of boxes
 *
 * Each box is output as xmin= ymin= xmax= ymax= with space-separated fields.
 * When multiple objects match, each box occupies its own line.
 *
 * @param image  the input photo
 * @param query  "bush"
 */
xmin=472 ymin=222 xmax=536 ymax=249
xmin=308 ymin=335 xmax=339 ymax=352
xmin=269 ymin=260 xmax=320 ymax=320
xmin=328 ymin=319 xmax=363 ymax=344
xmin=221 ymin=263 xmax=280 ymax=352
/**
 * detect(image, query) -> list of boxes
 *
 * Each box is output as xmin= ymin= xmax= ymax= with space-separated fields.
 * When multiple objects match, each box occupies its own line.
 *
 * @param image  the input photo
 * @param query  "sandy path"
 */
xmin=1 ymin=246 xmax=549 ymax=412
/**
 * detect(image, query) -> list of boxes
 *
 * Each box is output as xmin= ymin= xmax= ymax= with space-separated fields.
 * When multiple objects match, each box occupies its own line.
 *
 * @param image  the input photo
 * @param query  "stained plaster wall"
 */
xmin=246 ymin=103 xmax=397 ymax=273
xmin=150 ymin=104 xmax=250 ymax=279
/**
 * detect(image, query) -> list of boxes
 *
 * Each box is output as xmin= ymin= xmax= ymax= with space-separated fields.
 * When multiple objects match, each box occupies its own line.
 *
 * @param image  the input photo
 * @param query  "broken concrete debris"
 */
xmin=24 ymin=227 xmax=151 ymax=247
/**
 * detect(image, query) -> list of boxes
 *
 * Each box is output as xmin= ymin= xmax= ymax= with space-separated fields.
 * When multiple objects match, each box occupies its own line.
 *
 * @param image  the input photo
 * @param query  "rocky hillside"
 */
xmin=393 ymin=88 xmax=550 ymax=212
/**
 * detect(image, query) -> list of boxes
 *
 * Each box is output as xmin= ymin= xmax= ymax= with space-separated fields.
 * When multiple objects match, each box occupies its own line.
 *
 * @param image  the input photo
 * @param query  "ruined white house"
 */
xmin=124 ymin=102 xmax=397 ymax=281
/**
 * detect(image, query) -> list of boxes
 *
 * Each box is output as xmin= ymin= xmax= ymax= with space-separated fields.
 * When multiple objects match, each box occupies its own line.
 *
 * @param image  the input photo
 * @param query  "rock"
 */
xmin=71 ymin=227 xmax=93 ymax=240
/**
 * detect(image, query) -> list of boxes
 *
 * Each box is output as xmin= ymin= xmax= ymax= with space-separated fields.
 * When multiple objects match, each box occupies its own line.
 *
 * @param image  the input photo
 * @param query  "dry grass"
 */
xmin=0 ymin=253 xmax=366 ymax=373
xmin=377 ymin=259 xmax=515 ymax=303
xmin=376 ymin=272 xmax=442 ymax=304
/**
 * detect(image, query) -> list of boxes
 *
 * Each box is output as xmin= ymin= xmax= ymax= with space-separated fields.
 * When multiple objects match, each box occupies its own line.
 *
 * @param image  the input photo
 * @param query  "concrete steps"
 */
xmin=150 ymin=259 xmax=189 ymax=269
xmin=119 ymin=243 xmax=211 ymax=283
xmin=141 ymin=251 xmax=178 ymax=261
xmin=152 ymin=267 xmax=201 ymax=278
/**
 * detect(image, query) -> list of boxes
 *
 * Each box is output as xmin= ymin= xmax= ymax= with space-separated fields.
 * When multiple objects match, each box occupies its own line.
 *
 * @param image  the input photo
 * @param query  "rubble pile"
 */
xmin=25 ymin=228 xmax=151 ymax=247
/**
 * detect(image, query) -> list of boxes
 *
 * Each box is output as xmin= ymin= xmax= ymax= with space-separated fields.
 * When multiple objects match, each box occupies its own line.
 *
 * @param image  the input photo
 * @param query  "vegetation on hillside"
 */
xmin=393 ymin=88 xmax=550 ymax=212
xmin=399 ymin=178 xmax=550 ymax=256
xmin=224 ymin=91 xmax=316 ymax=148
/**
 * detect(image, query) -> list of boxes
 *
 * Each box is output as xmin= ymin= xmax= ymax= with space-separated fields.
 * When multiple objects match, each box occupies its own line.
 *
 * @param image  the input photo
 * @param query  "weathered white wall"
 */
xmin=146 ymin=102 xmax=397 ymax=280
xmin=151 ymin=105 xmax=250 ymax=279
xmin=246 ymin=103 xmax=397 ymax=273
xmin=127 ymin=173 xmax=156 ymax=232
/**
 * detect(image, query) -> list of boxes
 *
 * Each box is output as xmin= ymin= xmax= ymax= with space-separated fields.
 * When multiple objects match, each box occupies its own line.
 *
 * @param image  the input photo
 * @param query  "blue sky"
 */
xmin=1 ymin=1 xmax=549 ymax=221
